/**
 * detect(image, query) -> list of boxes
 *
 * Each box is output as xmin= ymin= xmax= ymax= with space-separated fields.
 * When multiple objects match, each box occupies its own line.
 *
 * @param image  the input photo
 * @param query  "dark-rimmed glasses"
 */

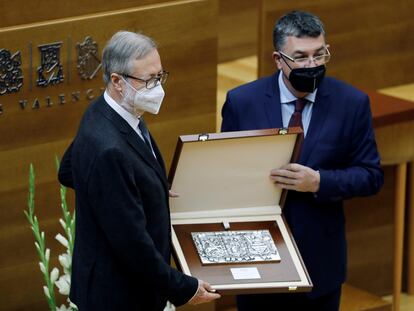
xmin=122 ymin=70 xmax=169 ymax=89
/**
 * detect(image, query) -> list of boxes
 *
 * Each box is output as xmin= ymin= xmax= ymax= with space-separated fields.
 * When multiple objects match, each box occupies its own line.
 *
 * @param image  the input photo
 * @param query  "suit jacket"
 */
xmin=221 ymin=73 xmax=383 ymax=297
xmin=58 ymin=95 xmax=197 ymax=311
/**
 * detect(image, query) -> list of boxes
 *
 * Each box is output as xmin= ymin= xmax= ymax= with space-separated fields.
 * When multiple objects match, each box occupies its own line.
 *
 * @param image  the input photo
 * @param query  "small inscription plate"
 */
xmin=230 ymin=267 xmax=261 ymax=280
xmin=192 ymin=230 xmax=281 ymax=265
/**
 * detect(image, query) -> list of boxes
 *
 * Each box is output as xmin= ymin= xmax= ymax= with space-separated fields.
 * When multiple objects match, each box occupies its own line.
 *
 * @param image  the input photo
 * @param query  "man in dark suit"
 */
xmin=58 ymin=31 xmax=220 ymax=311
xmin=221 ymin=11 xmax=383 ymax=311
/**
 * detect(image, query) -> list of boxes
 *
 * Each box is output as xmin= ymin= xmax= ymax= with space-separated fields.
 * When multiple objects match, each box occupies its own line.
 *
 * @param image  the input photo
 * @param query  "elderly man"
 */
xmin=58 ymin=31 xmax=220 ymax=311
xmin=221 ymin=11 xmax=383 ymax=311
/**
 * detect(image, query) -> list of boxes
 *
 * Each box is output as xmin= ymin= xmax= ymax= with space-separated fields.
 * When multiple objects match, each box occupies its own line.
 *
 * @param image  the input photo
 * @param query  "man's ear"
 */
xmin=111 ymin=73 xmax=123 ymax=92
xmin=272 ymin=51 xmax=283 ymax=70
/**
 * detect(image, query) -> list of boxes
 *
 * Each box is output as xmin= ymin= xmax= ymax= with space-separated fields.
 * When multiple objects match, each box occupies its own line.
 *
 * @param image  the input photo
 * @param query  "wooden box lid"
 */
xmin=168 ymin=128 xmax=303 ymax=217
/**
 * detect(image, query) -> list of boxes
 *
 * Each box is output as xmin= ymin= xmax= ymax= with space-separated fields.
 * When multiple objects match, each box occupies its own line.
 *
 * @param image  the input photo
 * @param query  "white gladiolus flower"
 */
xmin=55 ymin=274 xmax=71 ymax=295
xmin=59 ymin=218 xmax=66 ymax=230
xmin=43 ymin=285 xmax=51 ymax=299
xmin=26 ymin=164 xmax=78 ymax=311
xmin=163 ymin=301 xmax=176 ymax=311
xmin=39 ymin=262 xmax=46 ymax=274
xmin=58 ymin=254 xmax=71 ymax=270
xmin=45 ymin=248 xmax=50 ymax=261
xmin=68 ymin=298 xmax=78 ymax=309
xmin=55 ymin=234 xmax=69 ymax=248
xmin=56 ymin=304 xmax=69 ymax=311
xmin=50 ymin=268 xmax=59 ymax=283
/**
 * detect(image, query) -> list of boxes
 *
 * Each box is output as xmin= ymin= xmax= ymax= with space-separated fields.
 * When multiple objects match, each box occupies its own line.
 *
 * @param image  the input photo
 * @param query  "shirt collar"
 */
xmin=278 ymin=71 xmax=317 ymax=104
xmin=104 ymin=90 xmax=141 ymax=130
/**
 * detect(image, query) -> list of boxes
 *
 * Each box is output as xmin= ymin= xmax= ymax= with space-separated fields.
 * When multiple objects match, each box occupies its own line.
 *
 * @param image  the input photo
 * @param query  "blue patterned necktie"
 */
xmin=138 ymin=118 xmax=153 ymax=152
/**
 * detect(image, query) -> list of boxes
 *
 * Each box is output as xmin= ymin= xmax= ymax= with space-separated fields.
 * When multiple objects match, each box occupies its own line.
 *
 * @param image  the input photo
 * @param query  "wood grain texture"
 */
xmin=215 ymin=284 xmax=393 ymax=311
xmin=339 ymin=284 xmax=392 ymax=311
xmin=218 ymin=0 xmax=258 ymax=62
xmin=0 ymin=1 xmax=218 ymax=310
xmin=393 ymin=163 xmax=407 ymax=311
xmin=408 ymin=164 xmax=414 ymax=294
xmin=0 ymin=0 xmax=173 ymax=28
xmin=344 ymin=165 xmax=395 ymax=296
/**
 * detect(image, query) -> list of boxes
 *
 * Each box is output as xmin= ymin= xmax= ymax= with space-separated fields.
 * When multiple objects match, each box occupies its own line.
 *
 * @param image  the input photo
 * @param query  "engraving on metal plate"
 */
xmin=192 ymin=230 xmax=281 ymax=265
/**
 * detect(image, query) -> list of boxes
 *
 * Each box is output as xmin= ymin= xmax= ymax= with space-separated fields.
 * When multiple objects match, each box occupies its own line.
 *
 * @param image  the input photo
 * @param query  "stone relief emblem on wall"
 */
xmin=36 ymin=42 xmax=64 ymax=87
xmin=0 ymin=49 xmax=23 ymax=95
xmin=76 ymin=36 xmax=102 ymax=80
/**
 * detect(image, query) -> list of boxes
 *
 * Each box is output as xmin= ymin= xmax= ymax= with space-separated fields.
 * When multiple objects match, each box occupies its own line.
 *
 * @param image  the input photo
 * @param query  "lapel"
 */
xmin=299 ymin=80 xmax=331 ymax=164
xmin=96 ymin=96 xmax=169 ymax=188
xmin=264 ymin=73 xmax=331 ymax=164
xmin=264 ymin=73 xmax=284 ymax=128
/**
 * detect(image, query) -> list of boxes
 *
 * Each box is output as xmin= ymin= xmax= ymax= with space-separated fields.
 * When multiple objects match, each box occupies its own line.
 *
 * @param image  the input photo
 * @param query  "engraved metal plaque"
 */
xmin=192 ymin=230 xmax=281 ymax=265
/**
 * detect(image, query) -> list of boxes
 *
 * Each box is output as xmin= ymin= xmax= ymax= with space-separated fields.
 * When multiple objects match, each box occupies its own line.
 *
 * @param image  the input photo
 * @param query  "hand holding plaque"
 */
xmin=188 ymin=279 xmax=220 ymax=305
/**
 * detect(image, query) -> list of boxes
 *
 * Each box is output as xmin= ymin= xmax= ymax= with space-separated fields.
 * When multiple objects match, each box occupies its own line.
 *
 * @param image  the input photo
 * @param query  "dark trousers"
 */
xmin=236 ymin=286 xmax=342 ymax=311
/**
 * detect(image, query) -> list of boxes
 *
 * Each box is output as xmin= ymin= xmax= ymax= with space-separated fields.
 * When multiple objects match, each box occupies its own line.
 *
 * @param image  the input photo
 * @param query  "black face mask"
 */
xmin=281 ymin=58 xmax=326 ymax=93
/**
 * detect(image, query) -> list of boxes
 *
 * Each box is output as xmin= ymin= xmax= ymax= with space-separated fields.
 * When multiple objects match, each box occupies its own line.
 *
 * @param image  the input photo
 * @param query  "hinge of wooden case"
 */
xmin=198 ymin=133 xmax=209 ymax=141
xmin=288 ymin=286 xmax=297 ymax=291
xmin=278 ymin=128 xmax=288 ymax=135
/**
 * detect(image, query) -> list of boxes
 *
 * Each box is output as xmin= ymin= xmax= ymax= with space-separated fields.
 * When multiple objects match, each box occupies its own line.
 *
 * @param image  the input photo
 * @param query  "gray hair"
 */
xmin=273 ymin=11 xmax=326 ymax=51
xmin=102 ymin=31 xmax=157 ymax=85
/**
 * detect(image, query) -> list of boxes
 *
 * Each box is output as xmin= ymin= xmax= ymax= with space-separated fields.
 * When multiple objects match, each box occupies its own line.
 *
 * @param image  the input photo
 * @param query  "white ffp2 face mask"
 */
xmin=122 ymin=77 xmax=165 ymax=115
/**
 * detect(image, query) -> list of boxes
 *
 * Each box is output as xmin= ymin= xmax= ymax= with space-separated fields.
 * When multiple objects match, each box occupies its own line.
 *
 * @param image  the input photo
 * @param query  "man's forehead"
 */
xmin=283 ymin=35 xmax=326 ymax=53
xmin=130 ymin=50 xmax=162 ymax=75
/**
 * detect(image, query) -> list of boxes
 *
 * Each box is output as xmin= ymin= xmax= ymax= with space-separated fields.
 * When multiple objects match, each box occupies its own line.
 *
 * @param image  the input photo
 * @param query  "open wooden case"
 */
xmin=168 ymin=128 xmax=312 ymax=295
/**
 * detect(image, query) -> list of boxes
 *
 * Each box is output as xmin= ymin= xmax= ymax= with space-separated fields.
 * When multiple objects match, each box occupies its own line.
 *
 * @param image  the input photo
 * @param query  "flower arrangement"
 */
xmin=24 ymin=162 xmax=78 ymax=311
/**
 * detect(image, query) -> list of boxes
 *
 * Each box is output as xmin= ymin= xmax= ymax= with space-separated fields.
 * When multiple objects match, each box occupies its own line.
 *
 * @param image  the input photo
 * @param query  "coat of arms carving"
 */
xmin=76 ymin=36 xmax=102 ymax=80
xmin=0 ymin=49 xmax=23 ymax=95
xmin=36 ymin=42 xmax=64 ymax=87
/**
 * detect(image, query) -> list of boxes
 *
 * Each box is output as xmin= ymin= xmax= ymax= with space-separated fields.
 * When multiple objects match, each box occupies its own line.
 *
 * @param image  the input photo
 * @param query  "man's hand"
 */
xmin=169 ymin=190 xmax=179 ymax=198
xmin=188 ymin=279 xmax=221 ymax=305
xmin=270 ymin=163 xmax=320 ymax=193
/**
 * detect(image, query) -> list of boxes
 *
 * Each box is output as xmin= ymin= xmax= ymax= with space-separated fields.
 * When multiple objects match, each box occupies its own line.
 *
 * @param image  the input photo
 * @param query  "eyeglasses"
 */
xmin=279 ymin=48 xmax=331 ymax=66
xmin=122 ymin=70 xmax=169 ymax=89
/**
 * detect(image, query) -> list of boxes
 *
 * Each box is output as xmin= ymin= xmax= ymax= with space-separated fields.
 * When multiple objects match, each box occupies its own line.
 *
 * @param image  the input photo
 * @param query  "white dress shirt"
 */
xmin=104 ymin=91 xmax=156 ymax=157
